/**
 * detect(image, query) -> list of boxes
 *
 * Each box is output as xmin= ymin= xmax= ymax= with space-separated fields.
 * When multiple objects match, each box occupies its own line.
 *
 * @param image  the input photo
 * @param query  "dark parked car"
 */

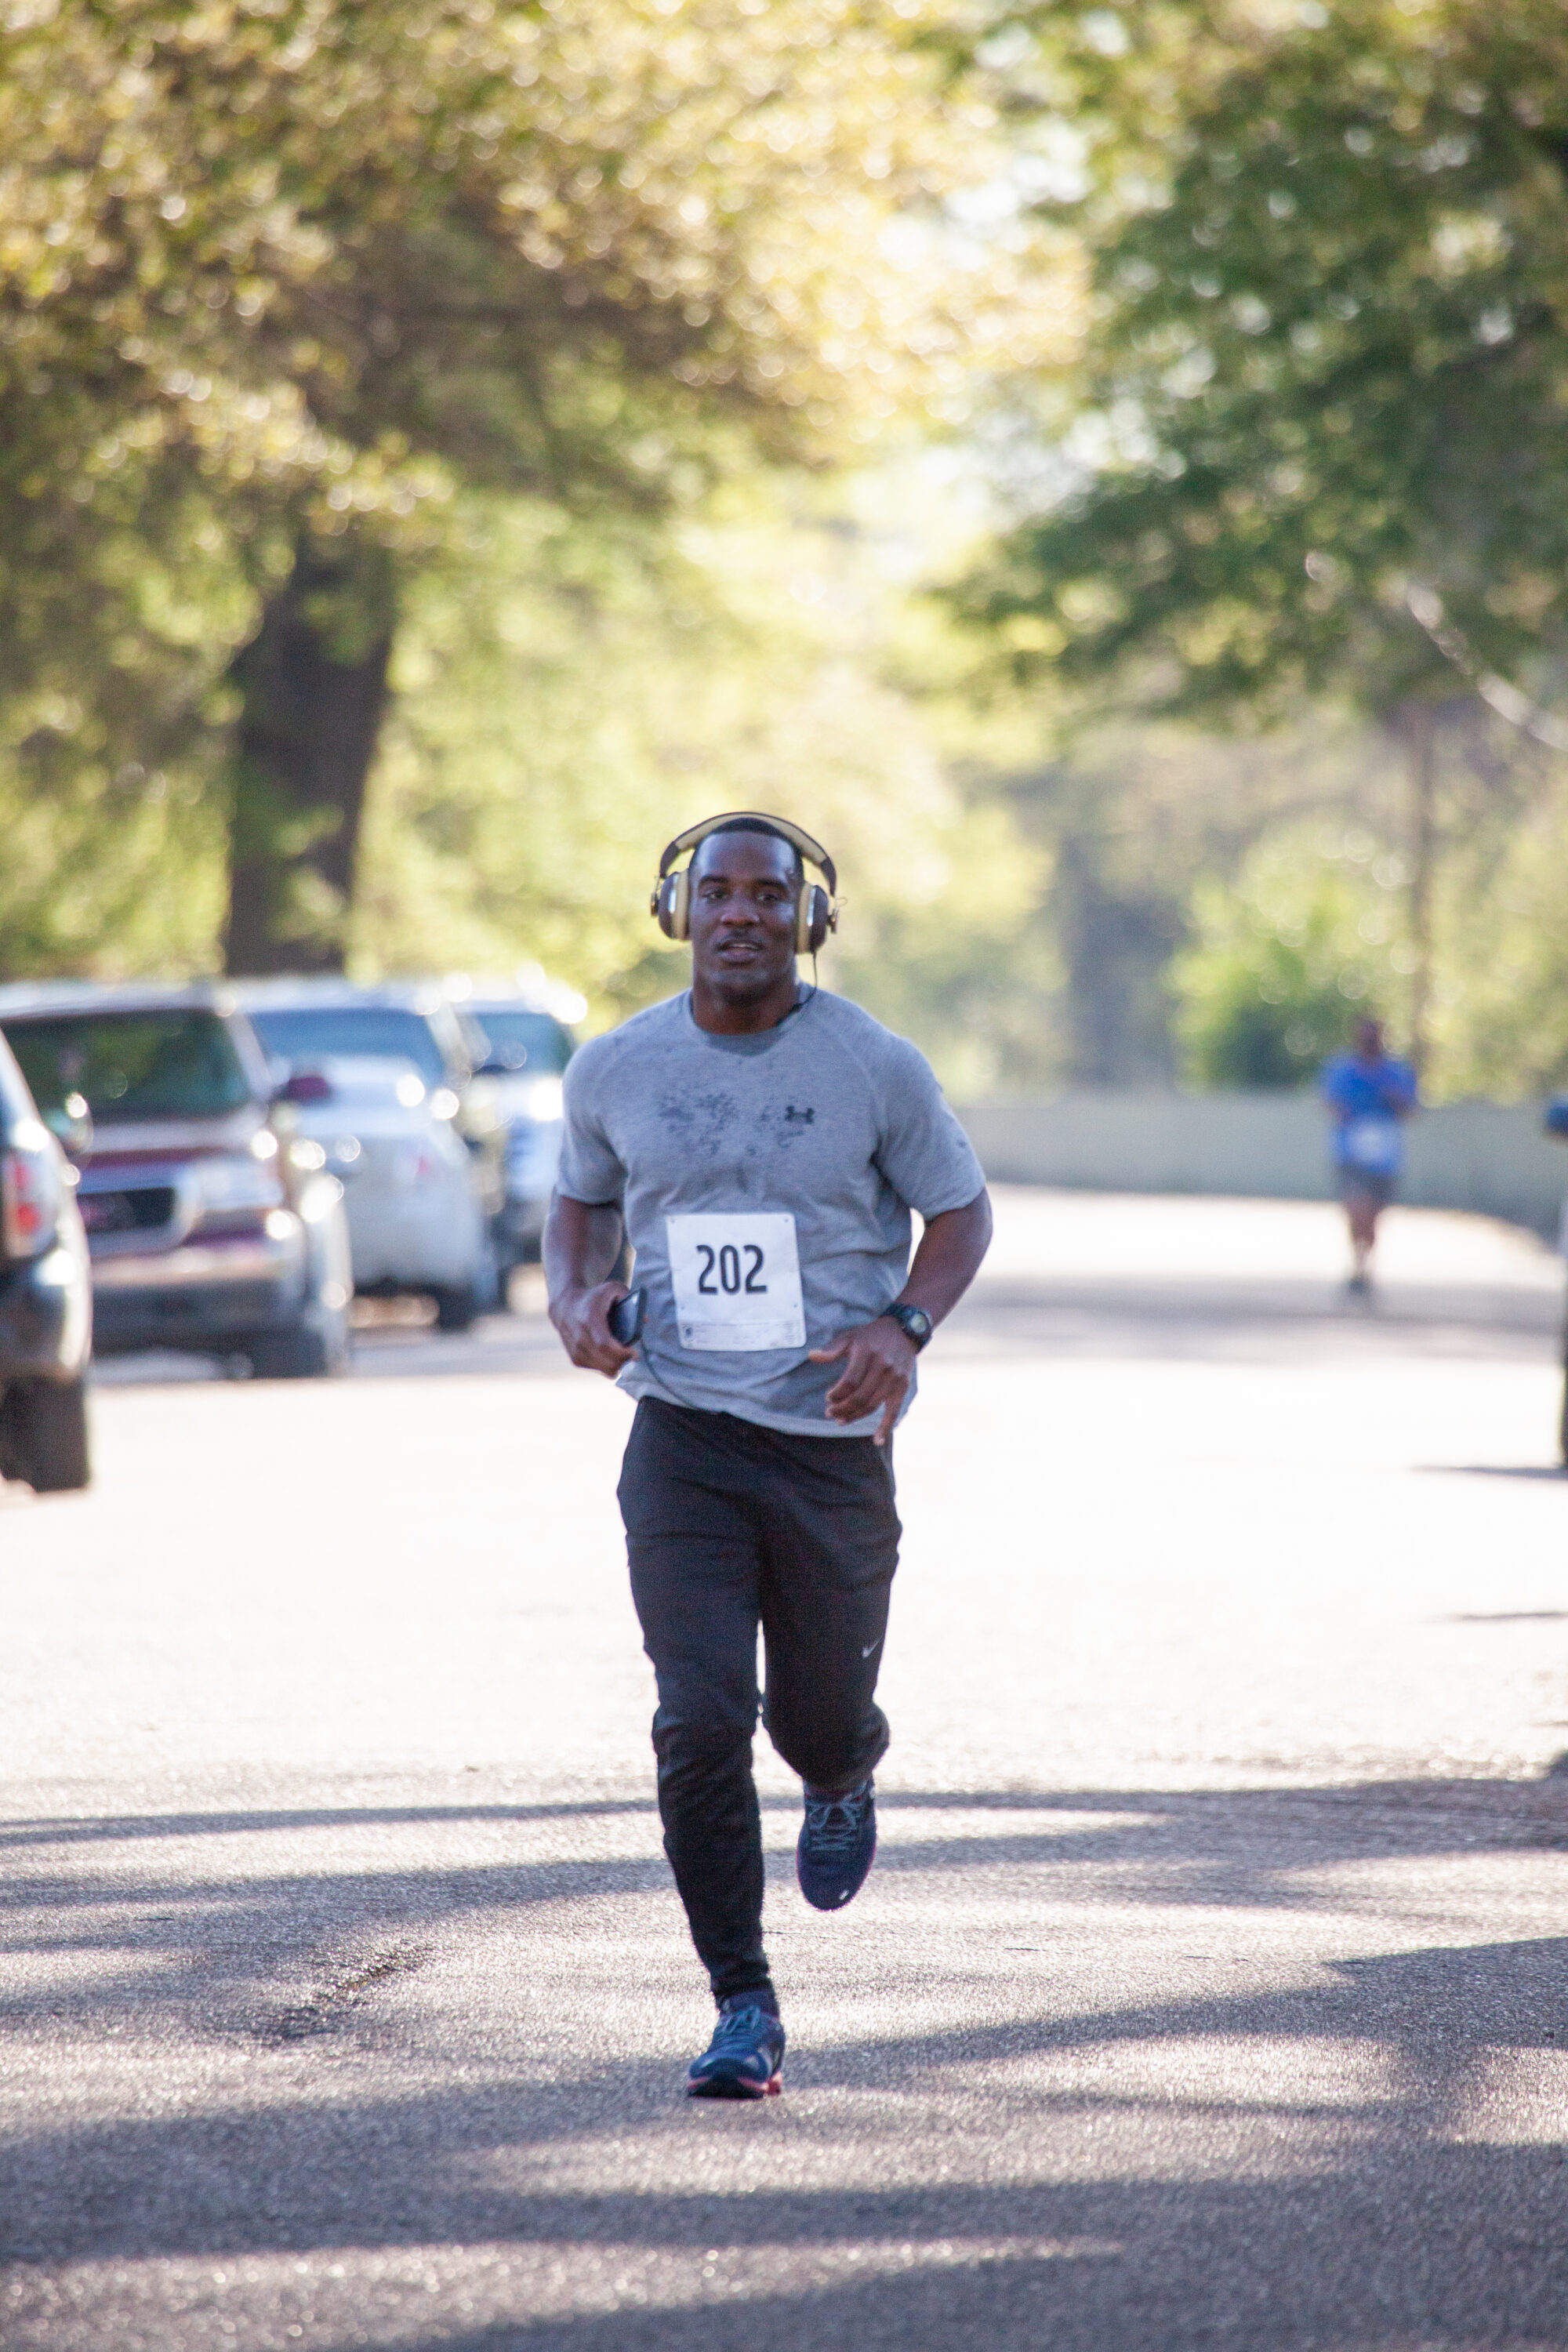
xmin=0 ymin=983 xmax=352 ymax=1379
xmin=0 ymin=1028 xmax=93 ymax=1490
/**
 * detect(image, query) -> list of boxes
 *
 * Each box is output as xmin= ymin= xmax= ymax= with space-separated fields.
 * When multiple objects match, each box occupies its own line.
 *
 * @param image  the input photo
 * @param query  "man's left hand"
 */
xmin=809 ymin=1317 xmax=916 ymax=1447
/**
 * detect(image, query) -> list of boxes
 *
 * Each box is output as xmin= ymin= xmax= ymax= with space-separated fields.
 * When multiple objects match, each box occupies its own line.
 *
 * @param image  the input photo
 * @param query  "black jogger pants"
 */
xmin=617 ymin=1397 xmax=901 ymax=2005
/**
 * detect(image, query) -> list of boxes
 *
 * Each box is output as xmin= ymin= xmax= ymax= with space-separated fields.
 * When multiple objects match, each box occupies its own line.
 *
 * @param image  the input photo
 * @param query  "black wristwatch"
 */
xmin=884 ymin=1302 xmax=934 ymax=1352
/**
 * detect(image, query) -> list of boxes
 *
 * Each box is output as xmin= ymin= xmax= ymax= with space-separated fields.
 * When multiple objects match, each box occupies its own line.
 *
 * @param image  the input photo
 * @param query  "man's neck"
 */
xmin=690 ymin=976 xmax=802 ymax=1036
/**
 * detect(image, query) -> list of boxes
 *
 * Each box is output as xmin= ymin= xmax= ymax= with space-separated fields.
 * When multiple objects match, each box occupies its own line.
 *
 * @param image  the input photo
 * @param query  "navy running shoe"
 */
xmin=797 ymin=1777 xmax=877 ymax=1911
xmin=686 ymin=2003 xmax=786 ymax=2100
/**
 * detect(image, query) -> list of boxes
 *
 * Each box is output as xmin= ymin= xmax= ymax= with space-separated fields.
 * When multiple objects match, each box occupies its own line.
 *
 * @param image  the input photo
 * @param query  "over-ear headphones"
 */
xmin=651 ymin=811 xmax=840 ymax=956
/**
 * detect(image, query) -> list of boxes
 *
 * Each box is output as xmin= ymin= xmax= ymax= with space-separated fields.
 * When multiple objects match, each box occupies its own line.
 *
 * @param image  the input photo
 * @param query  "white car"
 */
xmin=278 ymin=1057 xmax=496 ymax=1330
xmin=462 ymin=996 xmax=579 ymax=1274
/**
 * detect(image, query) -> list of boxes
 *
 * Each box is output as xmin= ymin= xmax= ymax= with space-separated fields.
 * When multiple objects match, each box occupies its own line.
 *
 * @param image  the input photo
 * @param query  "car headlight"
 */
xmin=513 ymin=1076 xmax=564 ymax=1124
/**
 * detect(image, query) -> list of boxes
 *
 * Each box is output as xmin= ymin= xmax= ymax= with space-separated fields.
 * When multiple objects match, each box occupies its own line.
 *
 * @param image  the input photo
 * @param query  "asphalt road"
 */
xmin=5 ymin=1189 xmax=1568 ymax=2351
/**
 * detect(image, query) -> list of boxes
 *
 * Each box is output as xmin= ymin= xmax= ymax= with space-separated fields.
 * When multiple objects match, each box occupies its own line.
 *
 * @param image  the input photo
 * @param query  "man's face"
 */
xmin=1356 ymin=1018 xmax=1384 ymax=1058
xmin=688 ymin=832 xmax=801 ymax=1003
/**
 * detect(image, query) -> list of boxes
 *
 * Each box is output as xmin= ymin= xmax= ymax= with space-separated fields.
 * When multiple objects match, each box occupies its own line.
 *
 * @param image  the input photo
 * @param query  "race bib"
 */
xmin=666 ymin=1212 xmax=805 ymax=1352
xmin=1342 ymin=1116 xmax=1402 ymax=1174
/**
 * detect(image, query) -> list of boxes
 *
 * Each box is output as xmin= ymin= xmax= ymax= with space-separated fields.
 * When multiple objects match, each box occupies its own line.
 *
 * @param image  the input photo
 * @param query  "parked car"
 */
xmin=233 ymin=975 xmax=506 ymax=1221
xmin=277 ymin=1056 xmax=496 ymax=1329
xmin=0 ymin=1029 xmax=93 ymax=1490
xmin=463 ymin=995 xmax=579 ymax=1273
xmin=0 ymin=983 xmax=351 ymax=1378
xmin=1545 ymin=1098 xmax=1568 ymax=1464
xmin=233 ymin=977 xmax=483 ymax=1095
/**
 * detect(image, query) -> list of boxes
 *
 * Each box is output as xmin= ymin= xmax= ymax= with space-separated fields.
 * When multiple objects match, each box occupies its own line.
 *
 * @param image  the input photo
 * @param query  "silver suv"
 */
xmin=0 ymin=983 xmax=352 ymax=1378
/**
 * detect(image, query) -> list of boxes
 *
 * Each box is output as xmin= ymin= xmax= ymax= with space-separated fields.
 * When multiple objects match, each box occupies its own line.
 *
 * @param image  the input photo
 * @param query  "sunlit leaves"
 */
xmin=0 ymin=0 xmax=1078 ymax=986
xmin=0 ymin=0 xmax=1040 ymax=539
xmin=969 ymin=0 xmax=1568 ymax=717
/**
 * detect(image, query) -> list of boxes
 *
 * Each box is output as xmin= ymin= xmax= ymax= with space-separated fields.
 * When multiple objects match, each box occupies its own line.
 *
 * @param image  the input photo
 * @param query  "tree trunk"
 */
xmin=223 ymin=532 xmax=395 ymax=975
xmin=1397 ymin=698 xmax=1438 ymax=1076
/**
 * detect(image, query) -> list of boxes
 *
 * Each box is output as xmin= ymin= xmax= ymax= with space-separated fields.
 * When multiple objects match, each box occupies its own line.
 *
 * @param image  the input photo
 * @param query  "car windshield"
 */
xmin=245 ymin=1007 xmax=448 ymax=1085
xmin=471 ymin=1009 xmax=573 ymax=1073
xmin=2 ymin=1011 xmax=252 ymax=1123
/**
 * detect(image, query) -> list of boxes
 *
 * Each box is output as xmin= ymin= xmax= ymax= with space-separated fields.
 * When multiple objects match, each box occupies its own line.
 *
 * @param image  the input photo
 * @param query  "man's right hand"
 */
xmin=543 ymin=1196 xmax=633 ymax=1377
xmin=550 ymin=1282 xmax=635 ymax=1377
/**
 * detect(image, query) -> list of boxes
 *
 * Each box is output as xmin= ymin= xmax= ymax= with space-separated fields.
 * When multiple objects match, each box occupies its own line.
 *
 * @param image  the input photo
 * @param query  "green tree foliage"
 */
xmin=971 ymin=0 xmax=1568 ymax=714
xmin=1004 ymin=691 xmax=1568 ymax=1101
xmin=989 ymin=714 xmax=1393 ymax=1084
xmin=946 ymin=0 xmax=1568 ymax=1092
xmin=1 ymin=0 xmax=1022 ymax=971
xmin=1173 ymin=829 xmax=1406 ymax=1089
xmin=350 ymin=474 xmax=1050 ymax=1091
xmin=1399 ymin=731 xmax=1568 ymax=1098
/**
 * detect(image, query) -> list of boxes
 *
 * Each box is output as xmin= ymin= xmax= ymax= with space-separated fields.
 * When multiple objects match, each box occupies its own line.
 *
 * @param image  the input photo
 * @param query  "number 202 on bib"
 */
xmin=666 ymin=1213 xmax=806 ymax=1352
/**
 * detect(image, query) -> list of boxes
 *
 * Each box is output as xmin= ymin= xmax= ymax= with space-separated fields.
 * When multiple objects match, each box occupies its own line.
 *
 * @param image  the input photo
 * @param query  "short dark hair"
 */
xmin=691 ymin=818 xmax=804 ymax=887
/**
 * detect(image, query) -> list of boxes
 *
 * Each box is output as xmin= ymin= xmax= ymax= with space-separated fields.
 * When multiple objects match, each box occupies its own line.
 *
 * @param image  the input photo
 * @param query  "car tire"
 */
xmin=433 ymin=1284 xmax=481 ymax=1333
xmin=496 ymin=1256 xmax=536 ymax=1310
xmin=0 ymin=1376 xmax=92 ymax=1493
xmin=245 ymin=1323 xmax=341 ymax=1379
xmin=499 ymin=1236 xmax=543 ymax=1292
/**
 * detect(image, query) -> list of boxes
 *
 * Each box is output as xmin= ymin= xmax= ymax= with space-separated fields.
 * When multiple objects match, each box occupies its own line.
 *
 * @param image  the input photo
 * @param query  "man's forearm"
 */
xmin=897 ymin=1190 xmax=993 ymax=1328
xmin=543 ymin=1193 xmax=623 ymax=1309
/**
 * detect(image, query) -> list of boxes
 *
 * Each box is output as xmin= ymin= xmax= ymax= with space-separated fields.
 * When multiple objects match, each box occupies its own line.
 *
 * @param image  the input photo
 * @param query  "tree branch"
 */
xmin=1406 ymin=585 xmax=1568 ymax=754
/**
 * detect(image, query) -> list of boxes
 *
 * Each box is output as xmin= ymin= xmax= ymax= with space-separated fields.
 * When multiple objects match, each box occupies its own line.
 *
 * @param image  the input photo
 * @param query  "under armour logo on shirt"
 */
xmin=783 ymin=1105 xmax=815 ymax=1124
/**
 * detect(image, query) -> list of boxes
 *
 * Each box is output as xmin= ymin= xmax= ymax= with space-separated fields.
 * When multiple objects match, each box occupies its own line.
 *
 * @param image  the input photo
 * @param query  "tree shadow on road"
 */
xmin=5 ymin=1778 xmax=1567 ymax=2043
xmin=5 ymin=1777 xmax=1568 ymax=2346
xmin=0 ymin=1798 xmax=661 ymax=1851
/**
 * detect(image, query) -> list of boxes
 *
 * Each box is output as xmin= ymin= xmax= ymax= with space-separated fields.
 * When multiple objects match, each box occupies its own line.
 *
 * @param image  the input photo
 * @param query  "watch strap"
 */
xmin=886 ymin=1302 xmax=933 ymax=1352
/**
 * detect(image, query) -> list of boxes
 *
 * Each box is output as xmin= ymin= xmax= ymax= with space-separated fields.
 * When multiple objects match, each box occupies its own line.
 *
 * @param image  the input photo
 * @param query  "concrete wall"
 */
xmin=954 ymin=1093 xmax=1568 ymax=1238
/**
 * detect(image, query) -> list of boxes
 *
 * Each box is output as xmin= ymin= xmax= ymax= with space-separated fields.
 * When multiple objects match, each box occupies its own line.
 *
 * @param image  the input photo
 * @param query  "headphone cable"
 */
xmin=779 ymin=952 xmax=819 ymax=1024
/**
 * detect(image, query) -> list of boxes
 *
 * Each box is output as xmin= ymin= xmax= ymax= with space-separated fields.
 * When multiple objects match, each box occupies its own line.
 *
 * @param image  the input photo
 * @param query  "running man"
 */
xmin=545 ymin=813 xmax=992 ymax=2099
xmin=1319 ymin=1015 xmax=1419 ymax=1294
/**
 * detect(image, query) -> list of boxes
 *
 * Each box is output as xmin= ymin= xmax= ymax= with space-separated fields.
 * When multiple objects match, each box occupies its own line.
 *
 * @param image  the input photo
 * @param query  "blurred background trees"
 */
xmin=963 ymin=0 xmax=1568 ymax=1093
xmin=8 ymin=0 xmax=1568 ymax=1100
xmin=1 ymin=0 xmax=1022 ymax=975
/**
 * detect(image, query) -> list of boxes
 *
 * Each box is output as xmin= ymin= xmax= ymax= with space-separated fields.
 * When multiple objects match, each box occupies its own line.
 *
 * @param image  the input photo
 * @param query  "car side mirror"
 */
xmin=274 ymin=1070 xmax=335 ymax=1105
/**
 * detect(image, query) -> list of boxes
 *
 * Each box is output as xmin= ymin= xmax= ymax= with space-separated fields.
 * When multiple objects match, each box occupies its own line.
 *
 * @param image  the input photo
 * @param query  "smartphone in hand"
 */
xmin=608 ymin=1288 xmax=646 ymax=1348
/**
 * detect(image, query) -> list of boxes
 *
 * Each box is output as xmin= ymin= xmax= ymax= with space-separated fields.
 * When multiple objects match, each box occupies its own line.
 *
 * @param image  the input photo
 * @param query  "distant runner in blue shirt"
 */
xmin=1319 ymin=1016 xmax=1418 ymax=1295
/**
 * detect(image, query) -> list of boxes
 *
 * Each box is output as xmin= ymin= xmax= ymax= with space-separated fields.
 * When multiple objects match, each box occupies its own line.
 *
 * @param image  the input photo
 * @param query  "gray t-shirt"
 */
xmin=556 ymin=988 xmax=985 ymax=1437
